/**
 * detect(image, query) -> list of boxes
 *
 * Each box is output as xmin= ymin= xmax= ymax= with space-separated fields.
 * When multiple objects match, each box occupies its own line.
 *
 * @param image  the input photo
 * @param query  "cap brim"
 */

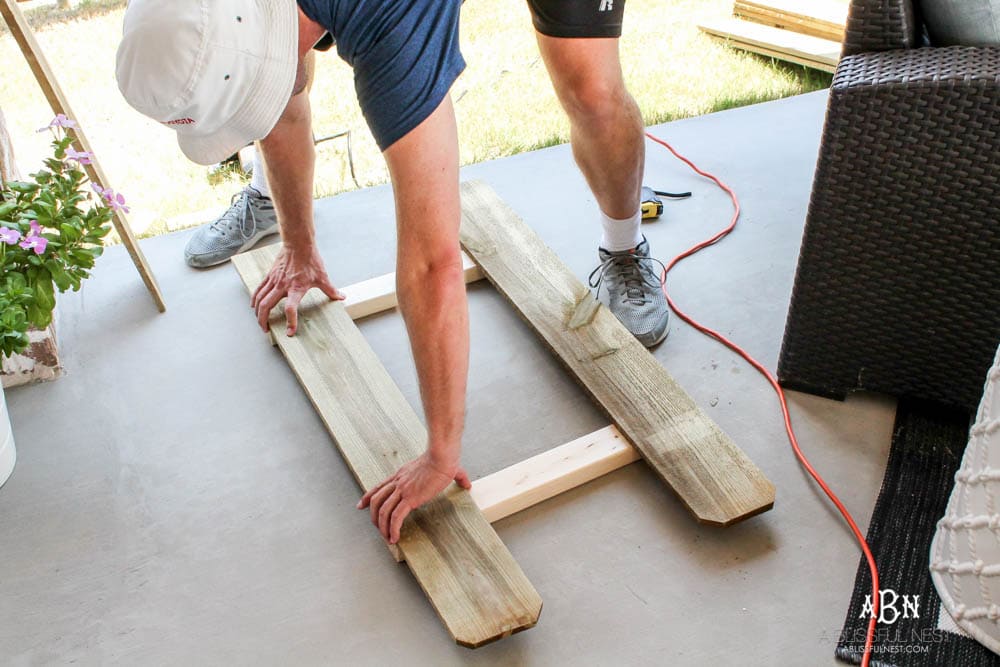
xmin=178 ymin=0 xmax=298 ymax=166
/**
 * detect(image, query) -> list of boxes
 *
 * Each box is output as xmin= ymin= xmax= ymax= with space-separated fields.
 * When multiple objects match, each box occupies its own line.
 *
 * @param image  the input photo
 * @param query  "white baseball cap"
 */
xmin=115 ymin=0 xmax=299 ymax=166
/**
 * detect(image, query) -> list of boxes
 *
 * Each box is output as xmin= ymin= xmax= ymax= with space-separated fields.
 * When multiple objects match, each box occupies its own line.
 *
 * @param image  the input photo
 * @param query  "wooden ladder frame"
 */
xmin=232 ymin=182 xmax=775 ymax=646
xmin=274 ymin=250 xmax=644 ymax=538
xmin=0 ymin=0 xmax=165 ymax=312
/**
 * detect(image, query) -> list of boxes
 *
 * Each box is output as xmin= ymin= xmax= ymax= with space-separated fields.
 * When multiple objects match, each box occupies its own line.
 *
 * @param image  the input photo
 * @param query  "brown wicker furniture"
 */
xmin=777 ymin=0 xmax=1000 ymax=410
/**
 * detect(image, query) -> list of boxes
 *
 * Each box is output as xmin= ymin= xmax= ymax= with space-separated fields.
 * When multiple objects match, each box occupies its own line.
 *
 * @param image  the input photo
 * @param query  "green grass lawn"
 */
xmin=0 ymin=0 xmax=831 ymax=240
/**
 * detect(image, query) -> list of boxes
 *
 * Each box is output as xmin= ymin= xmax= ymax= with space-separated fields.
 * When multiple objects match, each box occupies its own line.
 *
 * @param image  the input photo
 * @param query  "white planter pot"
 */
xmin=0 ymin=382 xmax=15 ymax=488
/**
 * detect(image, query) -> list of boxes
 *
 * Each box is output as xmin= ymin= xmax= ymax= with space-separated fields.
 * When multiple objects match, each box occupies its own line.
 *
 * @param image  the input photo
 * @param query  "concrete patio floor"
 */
xmin=1 ymin=90 xmax=896 ymax=666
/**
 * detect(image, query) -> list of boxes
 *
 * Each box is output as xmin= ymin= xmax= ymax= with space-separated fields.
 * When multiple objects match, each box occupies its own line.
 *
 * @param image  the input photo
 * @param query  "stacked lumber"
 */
xmin=734 ymin=0 xmax=846 ymax=42
xmin=699 ymin=0 xmax=847 ymax=73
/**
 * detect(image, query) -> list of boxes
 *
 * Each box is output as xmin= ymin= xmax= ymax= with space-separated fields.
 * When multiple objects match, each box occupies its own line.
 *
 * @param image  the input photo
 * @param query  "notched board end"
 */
xmin=455 ymin=602 xmax=543 ymax=649
xmin=696 ymin=496 xmax=775 ymax=527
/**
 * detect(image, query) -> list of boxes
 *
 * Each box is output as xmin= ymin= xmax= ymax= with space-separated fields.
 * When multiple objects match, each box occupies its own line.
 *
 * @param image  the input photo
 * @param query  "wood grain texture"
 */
xmin=471 ymin=425 xmax=640 ymax=523
xmin=459 ymin=181 xmax=775 ymax=526
xmin=0 ymin=0 xmax=165 ymax=312
xmin=231 ymin=245 xmax=541 ymax=648
xmin=699 ymin=18 xmax=840 ymax=73
xmin=734 ymin=0 xmax=846 ymax=42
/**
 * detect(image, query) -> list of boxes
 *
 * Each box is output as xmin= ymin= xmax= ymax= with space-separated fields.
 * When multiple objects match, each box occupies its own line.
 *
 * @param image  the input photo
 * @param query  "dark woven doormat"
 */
xmin=836 ymin=399 xmax=989 ymax=666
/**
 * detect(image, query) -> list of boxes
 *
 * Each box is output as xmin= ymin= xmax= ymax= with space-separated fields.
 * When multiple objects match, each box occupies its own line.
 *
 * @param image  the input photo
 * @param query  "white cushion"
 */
xmin=930 ymin=341 xmax=1000 ymax=653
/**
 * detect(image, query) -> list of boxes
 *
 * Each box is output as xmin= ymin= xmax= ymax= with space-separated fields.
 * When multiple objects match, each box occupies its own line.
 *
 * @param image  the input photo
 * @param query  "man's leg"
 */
xmin=536 ymin=35 xmax=644 ymax=223
xmin=537 ymin=33 xmax=669 ymax=347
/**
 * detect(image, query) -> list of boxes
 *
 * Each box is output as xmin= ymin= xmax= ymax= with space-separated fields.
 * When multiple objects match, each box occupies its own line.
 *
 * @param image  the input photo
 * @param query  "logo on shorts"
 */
xmin=599 ymin=0 xmax=613 ymax=11
xmin=163 ymin=118 xmax=196 ymax=126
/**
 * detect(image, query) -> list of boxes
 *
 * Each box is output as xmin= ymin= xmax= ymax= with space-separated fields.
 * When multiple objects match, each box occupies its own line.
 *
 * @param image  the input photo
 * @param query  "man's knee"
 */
xmin=558 ymin=75 xmax=631 ymax=124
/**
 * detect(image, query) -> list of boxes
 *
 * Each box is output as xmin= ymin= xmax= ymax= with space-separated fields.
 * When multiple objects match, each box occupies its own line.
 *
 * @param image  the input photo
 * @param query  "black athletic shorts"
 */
xmin=527 ymin=0 xmax=627 ymax=38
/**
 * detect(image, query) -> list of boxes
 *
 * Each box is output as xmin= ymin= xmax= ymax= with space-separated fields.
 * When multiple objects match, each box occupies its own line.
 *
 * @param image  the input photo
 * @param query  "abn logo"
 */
xmin=859 ymin=589 xmax=920 ymax=625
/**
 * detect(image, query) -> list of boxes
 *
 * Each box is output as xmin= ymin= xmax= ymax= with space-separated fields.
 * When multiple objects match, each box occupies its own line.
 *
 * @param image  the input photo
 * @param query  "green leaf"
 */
xmin=25 ymin=301 xmax=52 ymax=330
xmin=33 ymin=273 xmax=55 ymax=310
xmin=6 ymin=272 xmax=26 ymax=291
xmin=7 ymin=181 xmax=38 ymax=194
xmin=59 ymin=223 xmax=81 ymax=243
xmin=47 ymin=263 xmax=72 ymax=291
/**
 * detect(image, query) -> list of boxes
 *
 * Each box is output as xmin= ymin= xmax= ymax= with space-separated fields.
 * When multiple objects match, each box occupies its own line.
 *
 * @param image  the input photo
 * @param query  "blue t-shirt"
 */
xmin=296 ymin=0 xmax=465 ymax=150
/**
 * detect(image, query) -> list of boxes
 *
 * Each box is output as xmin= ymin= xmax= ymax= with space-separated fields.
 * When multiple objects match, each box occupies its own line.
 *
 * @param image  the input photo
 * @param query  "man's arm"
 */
xmin=358 ymin=95 xmax=472 ymax=545
xmin=251 ymin=41 xmax=344 ymax=334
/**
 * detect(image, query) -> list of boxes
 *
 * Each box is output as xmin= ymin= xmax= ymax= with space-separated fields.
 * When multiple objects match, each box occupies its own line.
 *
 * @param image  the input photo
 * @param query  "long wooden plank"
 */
xmin=734 ymin=0 xmax=846 ymax=42
xmin=232 ymin=245 xmax=541 ymax=648
xmin=737 ymin=0 xmax=848 ymax=27
xmin=459 ymin=181 xmax=775 ymax=526
xmin=0 ymin=0 xmax=166 ymax=312
xmin=472 ymin=426 xmax=640 ymax=523
xmin=722 ymin=41 xmax=837 ymax=74
xmin=699 ymin=18 xmax=840 ymax=73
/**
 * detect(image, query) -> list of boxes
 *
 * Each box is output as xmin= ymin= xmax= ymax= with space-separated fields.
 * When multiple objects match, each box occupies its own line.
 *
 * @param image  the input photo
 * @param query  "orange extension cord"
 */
xmin=645 ymin=131 xmax=880 ymax=666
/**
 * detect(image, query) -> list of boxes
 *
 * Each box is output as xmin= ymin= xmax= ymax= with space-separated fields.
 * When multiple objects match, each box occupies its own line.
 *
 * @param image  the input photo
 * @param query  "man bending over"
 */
xmin=116 ymin=0 xmax=667 ymax=546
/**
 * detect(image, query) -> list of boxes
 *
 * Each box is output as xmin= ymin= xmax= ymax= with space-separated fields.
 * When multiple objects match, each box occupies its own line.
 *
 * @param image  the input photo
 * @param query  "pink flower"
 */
xmin=65 ymin=147 xmax=94 ymax=165
xmin=19 ymin=234 xmax=47 ymax=255
xmin=111 ymin=192 xmax=130 ymax=213
xmin=37 ymin=114 xmax=77 ymax=133
xmin=0 ymin=226 xmax=20 ymax=245
xmin=91 ymin=183 xmax=129 ymax=213
xmin=29 ymin=220 xmax=41 ymax=236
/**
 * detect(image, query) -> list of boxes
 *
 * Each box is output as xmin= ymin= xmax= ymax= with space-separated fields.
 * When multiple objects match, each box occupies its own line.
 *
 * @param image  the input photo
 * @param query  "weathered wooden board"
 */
xmin=734 ymin=0 xmax=847 ymax=42
xmin=699 ymin=18 xmax=840 ymax=73
xmin=459 ymin=181 xmax=775 ymax=526
xmin=0 ymin=0 xmax=164 ymax=312
xmin=232 ymin=245 xmax=542 ymax=648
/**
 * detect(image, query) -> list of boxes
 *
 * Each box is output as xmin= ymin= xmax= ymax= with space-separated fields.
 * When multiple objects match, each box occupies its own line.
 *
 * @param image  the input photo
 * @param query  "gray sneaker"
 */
xmin=588 ymin=237 xmax=670 ymax=347
xmin=184 ymin=186 xmax=278 ymax=268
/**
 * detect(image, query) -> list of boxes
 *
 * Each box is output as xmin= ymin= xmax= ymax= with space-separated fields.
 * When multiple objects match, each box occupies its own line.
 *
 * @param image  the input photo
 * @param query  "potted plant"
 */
xmin=0 ymin=114 xmax=117 ymax=487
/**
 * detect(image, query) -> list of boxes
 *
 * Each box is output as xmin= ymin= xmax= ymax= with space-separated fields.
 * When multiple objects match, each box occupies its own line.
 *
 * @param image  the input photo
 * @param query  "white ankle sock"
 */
xmin=249 ymin=152 xmax=271 ymax=198
xmin=599 ymin=209 xmax=643 ymax=252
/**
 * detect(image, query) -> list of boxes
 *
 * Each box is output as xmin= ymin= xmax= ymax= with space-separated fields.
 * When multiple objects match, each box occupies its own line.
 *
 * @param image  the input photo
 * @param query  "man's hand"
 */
xmin=358 ymin=452 xmax=472 ymax=545
xmin=251 ymin=245 xmax=345 ymax=336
